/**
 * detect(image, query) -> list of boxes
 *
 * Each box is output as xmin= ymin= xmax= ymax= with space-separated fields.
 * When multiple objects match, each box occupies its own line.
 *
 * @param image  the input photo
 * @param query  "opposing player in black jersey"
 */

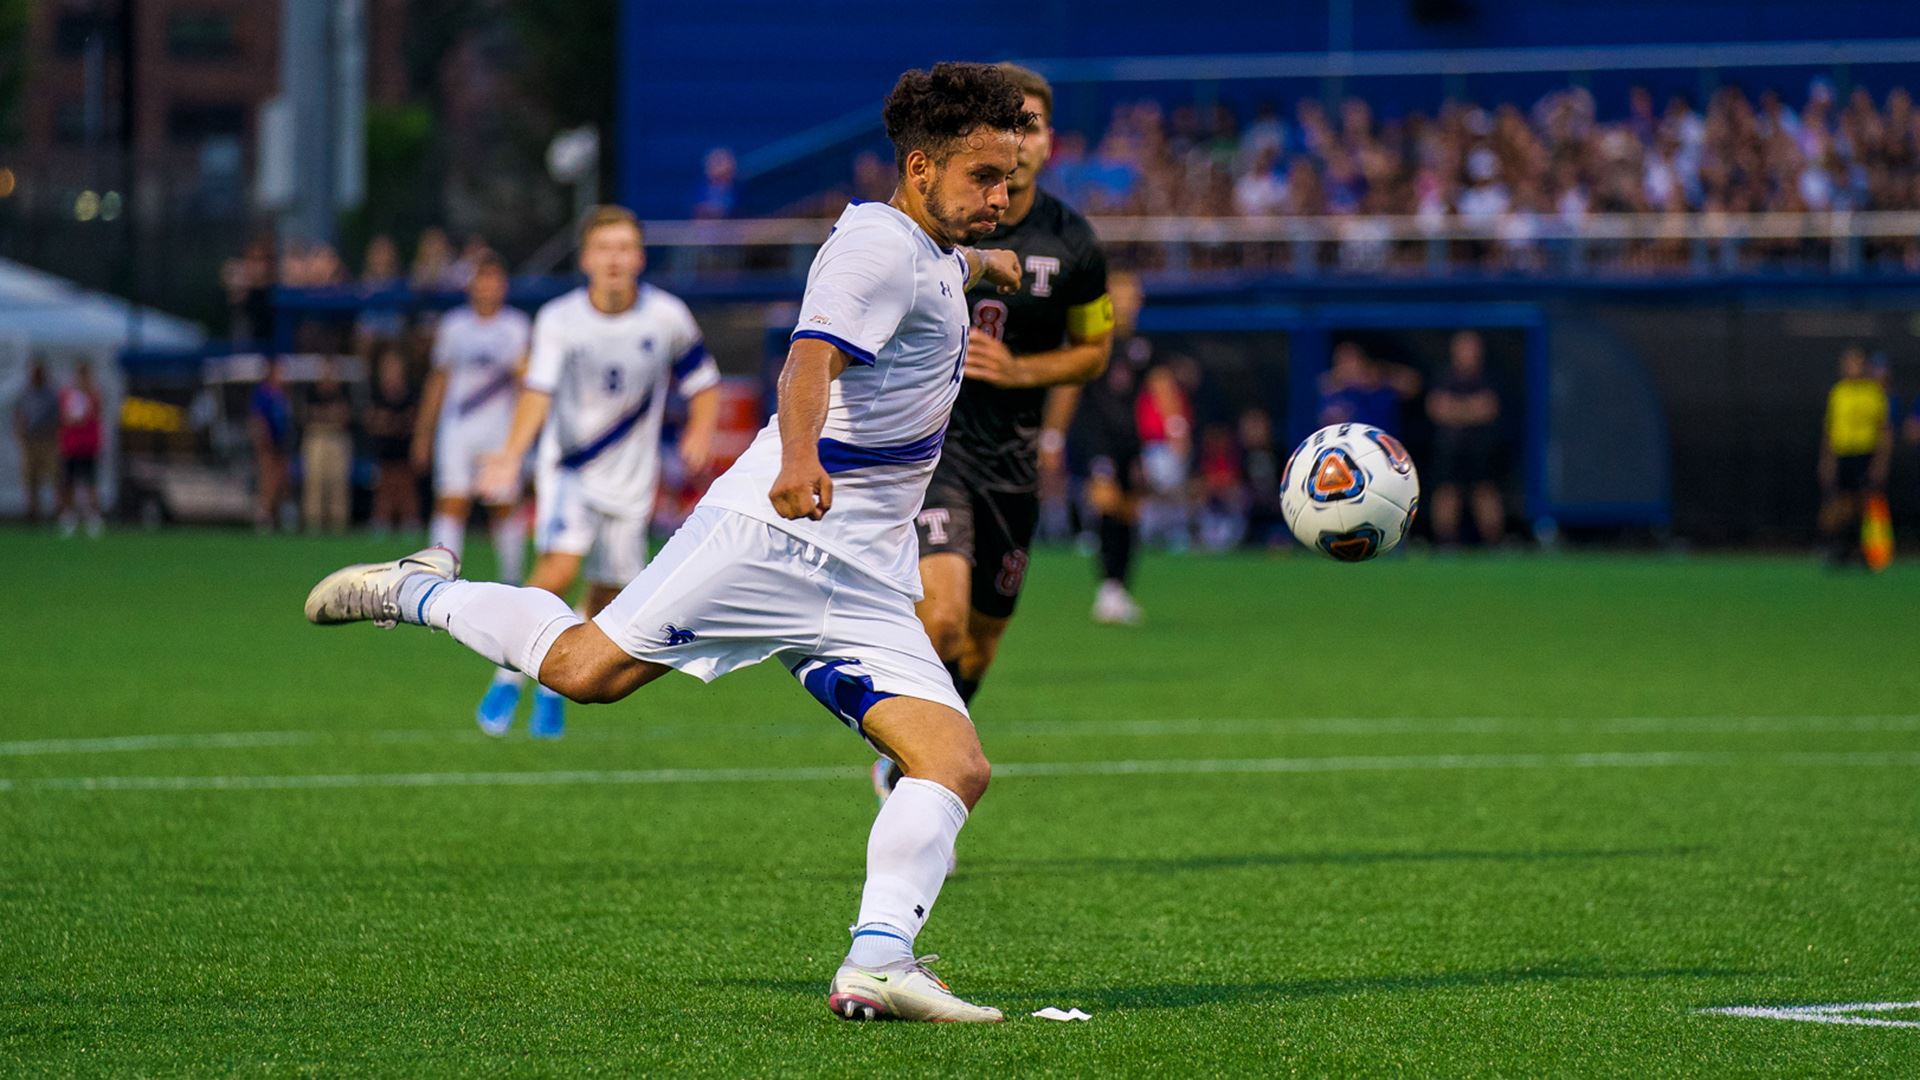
xmin=877 ymin=65 xmax=1114 ymax=797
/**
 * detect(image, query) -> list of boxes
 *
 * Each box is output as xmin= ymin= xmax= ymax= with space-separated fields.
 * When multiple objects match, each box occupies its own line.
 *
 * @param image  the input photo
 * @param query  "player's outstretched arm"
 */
xmin=768 ymin=338 xmax=850 ymax=521
xmin=958 ymin=247 xmax=1021 ymax=294
xmin=964 ymin=326 xmax=1113 ymax=389
xmin=476 ymin=388 xmax=551 ymax=502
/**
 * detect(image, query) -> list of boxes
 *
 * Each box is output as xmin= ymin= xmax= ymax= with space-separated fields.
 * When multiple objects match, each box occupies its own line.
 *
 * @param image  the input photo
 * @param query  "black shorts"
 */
xmin=1078 ymin=444 xmax=1142 ymax=495
xmin=1833 ymin=454 xmax=1873 ymax=493
xmin=915 ymin=468 xmax=1039 ymax=620
xmin=1432 ymin=427 xmax=1497 ymax=488
xmin=63 ymin=455 xmax=98 ymax=486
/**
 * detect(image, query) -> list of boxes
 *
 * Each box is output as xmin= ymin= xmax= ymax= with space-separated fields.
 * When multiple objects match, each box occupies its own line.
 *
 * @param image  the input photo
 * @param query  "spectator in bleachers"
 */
xmin=363 ymin=343 xmax=422 ymax=537
xmin=1818 ymin=345 xmax=1892 ymax=566
xmin=1196 ymin=422 xmax=1247 ymax=551
xmin=55 ymin=363 xmax=105 ymax=538
xmin=355 ymin=234 xmax=408 ymax=349
xmin=249 ymin=360 xmax=295 ymax=533
xmin=1426 ymin=330 xmax=1506 ymax=547
xmin=301 ymin=357 xmax=355 ymax=534
xmin=221 ymin=235 xmax=277 ymax=346
xmin=13 ymin=360 xmax=59 ymax=523
xmin=410 ymin=227 xmax=455 ymax=291
xmin=444 ymin=235 xmax=493 ymax=290
xmin=1136 ymin=362 xmax=1195 ymax=546
xmin=693 ymin=148 xmax=738 ymax=219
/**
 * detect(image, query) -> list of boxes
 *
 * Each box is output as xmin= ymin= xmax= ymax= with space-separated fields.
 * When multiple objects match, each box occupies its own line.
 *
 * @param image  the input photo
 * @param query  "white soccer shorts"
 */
xmin=535 ymin=465 xmax=650 ymax=588
xmin=434 ymin=419 xmax=520 ymax=503
xmin=593 ymin=505 xmax=969 ymax=735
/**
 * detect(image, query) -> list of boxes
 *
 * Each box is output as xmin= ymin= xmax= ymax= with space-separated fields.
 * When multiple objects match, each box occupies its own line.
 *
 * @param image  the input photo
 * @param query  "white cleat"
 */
xmin=1091 ymin=580 xmax=1144 ymax=626
xmin=827 ymin=956 xmax=1003 ymax=1023
xmin=304 ymin=546 xmax=459 ymax=628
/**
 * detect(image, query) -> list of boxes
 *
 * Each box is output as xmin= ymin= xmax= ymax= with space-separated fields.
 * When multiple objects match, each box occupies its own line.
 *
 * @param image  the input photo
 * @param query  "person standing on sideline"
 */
xmin=1426 ymin=330 xmax=1506 ymax=546
xmin=1819 ymin=345 xmax=1891 ymax=565
xmin=13 ymin=360 xmax=60 ymax=523
xmin=302 ymin=357 xmax=356 ymax=533
xmin=363 ymin=343 xmax=422 ymax=537
xmin=250 ymin=359 xmax=295 ymax=532
xmin=56 ymin=363 xmax=106 ymax=537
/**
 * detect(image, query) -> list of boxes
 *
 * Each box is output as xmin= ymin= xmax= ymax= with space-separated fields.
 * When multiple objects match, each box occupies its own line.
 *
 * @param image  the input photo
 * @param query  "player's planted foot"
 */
xmin=304 ymin=546 xmax=458 ymax=628
xmin=529 ymin=686 xmax=565 ymax=739
xmin=1091 ymin=580 xmax=1144 ymax=625
xmin=827 ymin=956 xmax=1003 ymax=1023
xmin=475 ymin=676 xmax=523 ymax=737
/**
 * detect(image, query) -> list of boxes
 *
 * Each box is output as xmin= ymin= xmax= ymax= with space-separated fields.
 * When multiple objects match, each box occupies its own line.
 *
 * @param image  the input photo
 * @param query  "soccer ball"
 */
xmin=1280 ymin=424 xmax=1420 ymax=562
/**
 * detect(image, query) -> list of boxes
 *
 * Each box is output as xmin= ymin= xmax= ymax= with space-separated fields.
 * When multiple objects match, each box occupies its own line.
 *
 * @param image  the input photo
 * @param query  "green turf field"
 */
xmin=3 ymin=529 xmax=1918 ymax=1076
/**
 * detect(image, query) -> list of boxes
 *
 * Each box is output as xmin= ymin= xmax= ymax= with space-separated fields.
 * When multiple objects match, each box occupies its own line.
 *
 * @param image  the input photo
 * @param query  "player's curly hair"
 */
xmin=882 ymin=62 xmax=1034 ymax=173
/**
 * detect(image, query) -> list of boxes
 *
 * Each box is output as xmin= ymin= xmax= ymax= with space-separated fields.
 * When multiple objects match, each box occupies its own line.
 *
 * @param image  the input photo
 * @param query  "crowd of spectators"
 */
xmin=738 ymin=80 xmax=1920 ymax=274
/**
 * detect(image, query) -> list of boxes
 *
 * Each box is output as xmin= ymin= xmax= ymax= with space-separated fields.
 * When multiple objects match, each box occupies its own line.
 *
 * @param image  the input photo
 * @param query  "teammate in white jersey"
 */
xmin=306 ymin=63 xmax=1029 ymax=1022
xmin=411 ymin=254 xmax=533 ymax=583
xmin=470 ymin=206 xmax=721 ymax=738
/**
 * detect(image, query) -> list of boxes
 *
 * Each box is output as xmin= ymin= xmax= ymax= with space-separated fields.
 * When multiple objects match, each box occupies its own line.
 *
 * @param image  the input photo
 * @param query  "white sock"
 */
xmin=397 ymin=577 xmax=580 ymax=677
xmin=491 ymin=513 xmax=528 ymax=583
xmin=848 ymin=777 xmax=968 ymax=966
xmin=430 ymin=513 xmax=466 ymax=560
xmin=491 ymin=668 xmax=526 ymax=688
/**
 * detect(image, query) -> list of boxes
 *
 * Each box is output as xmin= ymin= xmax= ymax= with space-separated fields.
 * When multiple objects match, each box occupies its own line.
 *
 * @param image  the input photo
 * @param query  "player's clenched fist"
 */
xmin=977 ymin=248 xmax=1022 ymax=294
xmin=769 ymin=458 xmax=833 ymax=520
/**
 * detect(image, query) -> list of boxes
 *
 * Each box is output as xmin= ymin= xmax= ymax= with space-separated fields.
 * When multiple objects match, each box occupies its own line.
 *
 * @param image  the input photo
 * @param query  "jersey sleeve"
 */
xmin=790 ymin=224 xmax=914 ymax=365
xmin=669 ymin=300 xmax=721 ymax=398
xmin=1061 ymin=224 xmax=1114 ymax=342
xmin=523 ymin=305 xmax=566 ymax=394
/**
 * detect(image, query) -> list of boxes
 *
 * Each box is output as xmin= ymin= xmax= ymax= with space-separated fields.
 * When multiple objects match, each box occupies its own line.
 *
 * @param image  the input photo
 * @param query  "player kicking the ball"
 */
xmin=305 ymin=63 xmax=1027 ymax=1023
xmin=878 ymin=64 xmax=1115 ymax=796
xmin=471 ymin=206 xmax=721 ymax=738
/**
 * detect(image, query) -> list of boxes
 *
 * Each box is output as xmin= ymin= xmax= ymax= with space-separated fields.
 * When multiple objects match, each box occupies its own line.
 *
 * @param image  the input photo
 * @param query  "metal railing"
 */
xmin=632 ymin=211 xmax=1920 ymax=281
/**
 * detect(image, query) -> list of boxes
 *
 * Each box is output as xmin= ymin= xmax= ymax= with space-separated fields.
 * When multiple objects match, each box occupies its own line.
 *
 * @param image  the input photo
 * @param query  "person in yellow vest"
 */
xmin=1818 ymin=346 xmax=1891 ymax=565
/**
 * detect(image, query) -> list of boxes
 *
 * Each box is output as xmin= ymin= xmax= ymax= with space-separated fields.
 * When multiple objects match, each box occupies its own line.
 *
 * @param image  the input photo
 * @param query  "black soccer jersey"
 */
xmin=939 ymin=190 xmax=1110 ymax=493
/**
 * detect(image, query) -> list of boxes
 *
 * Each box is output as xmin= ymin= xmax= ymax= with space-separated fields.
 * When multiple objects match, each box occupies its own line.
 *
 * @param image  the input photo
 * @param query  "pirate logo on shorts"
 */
xmin=661 ymin=623 xmax=698 ymax=647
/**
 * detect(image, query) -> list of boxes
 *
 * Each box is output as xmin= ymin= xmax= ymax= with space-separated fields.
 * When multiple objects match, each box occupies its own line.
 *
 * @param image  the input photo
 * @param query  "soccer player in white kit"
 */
xmin=470 ymin=206 xmax=721 ymax=738
xmin=411 ymin=254 xmax=532 ymax=583
xmin=306 ymin=63 xmax=1028 ymax=1022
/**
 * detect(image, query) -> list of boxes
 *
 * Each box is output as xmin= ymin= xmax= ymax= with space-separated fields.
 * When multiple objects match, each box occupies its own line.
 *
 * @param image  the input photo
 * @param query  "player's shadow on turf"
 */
xmin=1027 ymin=962 xmax=1750 ymax=1012
xmin=724 ymin=962 xmax=1747 ymax=1011
xmin=954 ymin=845 xmax=1705 ymax=878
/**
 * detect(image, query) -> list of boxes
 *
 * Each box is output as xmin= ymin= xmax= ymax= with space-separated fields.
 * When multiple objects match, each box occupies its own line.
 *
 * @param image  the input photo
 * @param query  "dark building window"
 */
xmin=167 ymin=103 xmax=246 ymax=145
xmin=166 ymin=12 xmax=239 ymax=60
xmin=54 ymin=13 xmax=117 ymax=58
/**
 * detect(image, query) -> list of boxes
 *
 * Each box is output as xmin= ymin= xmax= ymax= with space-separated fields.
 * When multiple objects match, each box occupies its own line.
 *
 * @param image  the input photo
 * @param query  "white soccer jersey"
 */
xmin=432 ymin=305 xmax=533 ymax=439
xmin=701 ymin=201 xmax=970 ymax=596
xmin=525 ymin=284 xmax=719 ymax=515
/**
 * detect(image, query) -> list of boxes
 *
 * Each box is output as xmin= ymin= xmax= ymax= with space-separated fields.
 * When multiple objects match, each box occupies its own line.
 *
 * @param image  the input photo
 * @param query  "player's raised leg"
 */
xmin=830 ymin=694 xmax=1001 ymax=1023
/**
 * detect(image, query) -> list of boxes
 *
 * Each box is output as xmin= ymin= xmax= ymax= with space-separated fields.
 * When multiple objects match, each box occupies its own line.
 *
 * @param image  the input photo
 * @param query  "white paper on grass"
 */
xmin=1031 ymin=1007 xmax=1093 ymax=1021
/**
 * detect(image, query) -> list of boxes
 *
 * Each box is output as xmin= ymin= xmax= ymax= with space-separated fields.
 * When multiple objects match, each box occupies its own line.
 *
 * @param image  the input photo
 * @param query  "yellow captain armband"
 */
xmin=1065 ymin=293 xmax=1116 ymax=341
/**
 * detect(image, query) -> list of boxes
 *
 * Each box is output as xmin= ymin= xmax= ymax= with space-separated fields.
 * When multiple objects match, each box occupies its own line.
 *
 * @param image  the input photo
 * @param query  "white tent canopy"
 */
xmin=0 ymin=256 xmax=205 ymax=355
xmin=0 ymin=257 xmax=206 ymax=517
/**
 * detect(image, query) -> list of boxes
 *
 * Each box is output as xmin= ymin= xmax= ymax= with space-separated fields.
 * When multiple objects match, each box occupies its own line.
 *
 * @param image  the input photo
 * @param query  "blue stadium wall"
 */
xmin=616 ymin=0 xmax=1920 ymax=217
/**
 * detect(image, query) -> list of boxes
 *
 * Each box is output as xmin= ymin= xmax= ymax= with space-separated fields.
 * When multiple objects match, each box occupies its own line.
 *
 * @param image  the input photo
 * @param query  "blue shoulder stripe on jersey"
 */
xmin=816 ymin=426 xmax=945 ymax=474
xmin=671 ymin=340 xmax=711 ymax=380
xmin=557 ymin=388 xmax=656 ymax=470
xmin=456 ymin=368 xmax=516 ymax=416
xmin=790 ymin=329 xmax=876 ymax=366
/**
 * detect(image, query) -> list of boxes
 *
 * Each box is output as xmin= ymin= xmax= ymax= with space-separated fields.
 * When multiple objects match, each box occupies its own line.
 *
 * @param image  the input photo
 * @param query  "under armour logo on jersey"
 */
xmin=914 ymin=905 xmax=925 ymax=919
xmin=939 ymin=281 xmax=952 ymax=298
xmin=1026 ymin=255 xmax=1060 ymax=297
xmin=639 ymin=337 xmax=655 ymax=354
xmin=662 ymin=624 xmax=698 ymax=646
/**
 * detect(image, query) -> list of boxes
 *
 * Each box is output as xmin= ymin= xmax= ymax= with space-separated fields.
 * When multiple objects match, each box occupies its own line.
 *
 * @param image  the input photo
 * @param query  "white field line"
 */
xmin=5 ymin=714 xmax=1919 ymax=758
xmin=1699 ymin=1002 xmax=1920 ymax=1029
xmin=4 ymin=749 xmax=1920 ymax=795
